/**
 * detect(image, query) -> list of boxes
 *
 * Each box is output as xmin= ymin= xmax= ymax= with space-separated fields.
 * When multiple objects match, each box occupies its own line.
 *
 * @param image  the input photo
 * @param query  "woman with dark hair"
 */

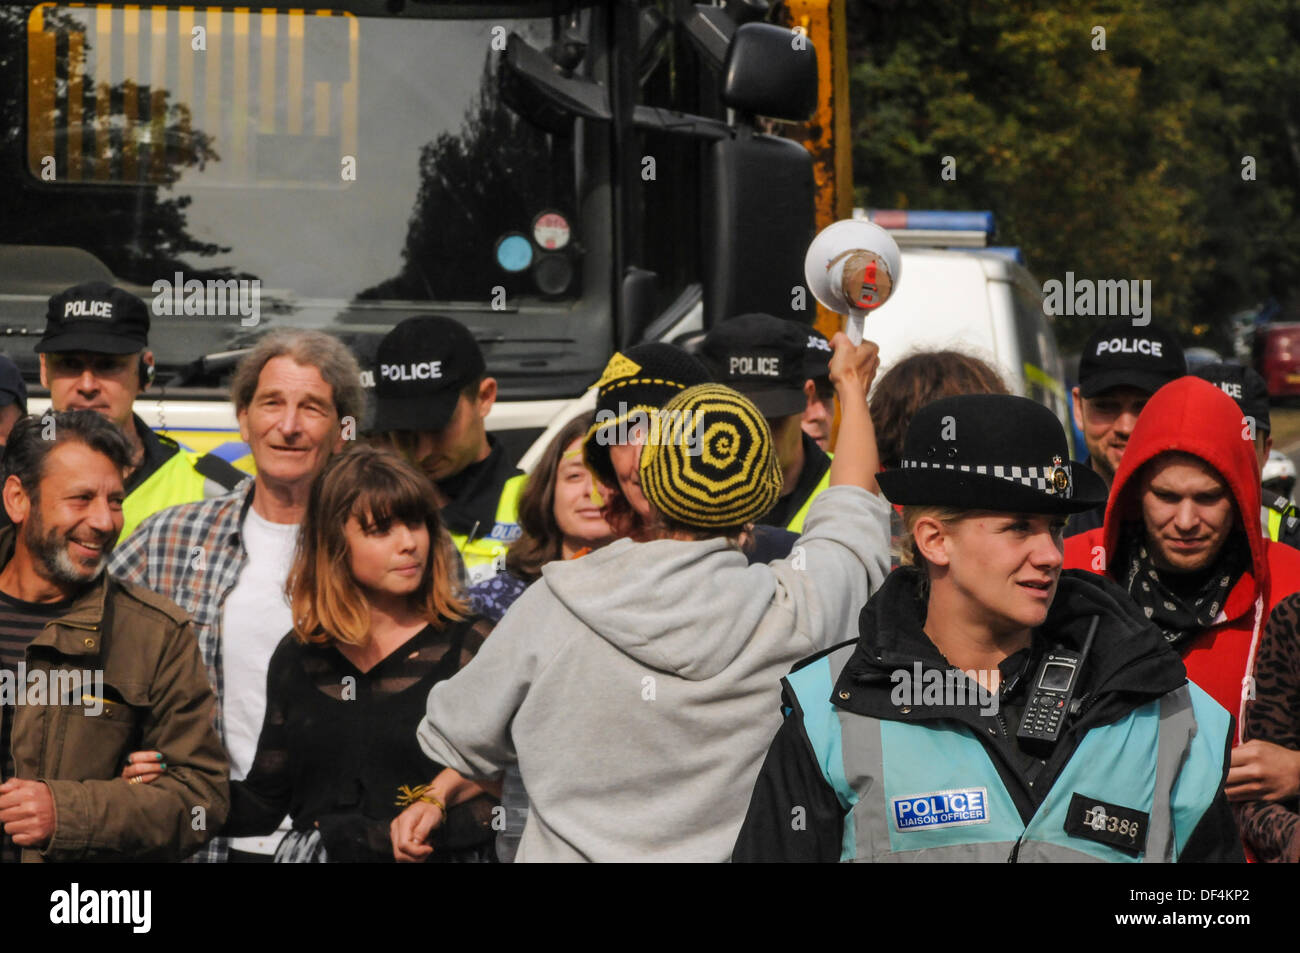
xmin=869 ymin=349 xmax=1009 ymax=470
xmin=469 ymin=413 xmax=615 ymax=624
xmin=127 ymin=445 xmax=499 ymax=862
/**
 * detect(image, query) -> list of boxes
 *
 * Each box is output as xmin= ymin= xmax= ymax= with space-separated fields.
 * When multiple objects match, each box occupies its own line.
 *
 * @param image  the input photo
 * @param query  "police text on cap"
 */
xmin=1095 ymin=338 xmax=1162 ymax=357
xmin=381 ymin=361 xmax=443 ymax=382
xmin=729 ymin=356 xmax=782 ymax=377
xmin=64 ymin=300 xmax=113 ymax=319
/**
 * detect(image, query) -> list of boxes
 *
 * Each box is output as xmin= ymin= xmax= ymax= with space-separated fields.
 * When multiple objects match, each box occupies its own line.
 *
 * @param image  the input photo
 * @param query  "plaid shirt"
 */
xmin=109 ymin=478 xmax=257 ymax=863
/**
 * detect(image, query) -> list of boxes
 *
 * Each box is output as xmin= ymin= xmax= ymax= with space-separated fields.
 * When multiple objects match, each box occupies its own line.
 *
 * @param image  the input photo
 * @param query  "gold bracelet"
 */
xmin=419 ymin=792 xmax=446 ymax=812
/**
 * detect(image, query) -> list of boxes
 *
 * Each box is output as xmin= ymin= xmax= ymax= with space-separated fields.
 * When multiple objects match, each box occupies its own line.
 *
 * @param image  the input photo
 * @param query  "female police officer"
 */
xmin=733 ymin=394 xmax=1243 ymax=862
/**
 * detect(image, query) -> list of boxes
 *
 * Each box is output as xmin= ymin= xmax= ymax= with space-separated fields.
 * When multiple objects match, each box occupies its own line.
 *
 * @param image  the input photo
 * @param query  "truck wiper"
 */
xmin=169 ymin=348 xmax=253 ymax=388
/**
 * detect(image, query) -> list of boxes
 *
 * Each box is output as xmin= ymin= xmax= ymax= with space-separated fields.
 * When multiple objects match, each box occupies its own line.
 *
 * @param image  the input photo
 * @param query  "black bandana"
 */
xmin=1119 ymin=528 xmax=1250 ymax=646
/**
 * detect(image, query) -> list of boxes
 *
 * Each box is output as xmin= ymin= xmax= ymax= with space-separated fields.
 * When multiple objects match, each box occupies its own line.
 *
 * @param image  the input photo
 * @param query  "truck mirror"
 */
xmin=498 ymin=32 xmax=611 ymax=135
xmin=721 ymin=22 xmax=818 ymax=121
xmin=706 ymin=135 xmax=814 ymax=325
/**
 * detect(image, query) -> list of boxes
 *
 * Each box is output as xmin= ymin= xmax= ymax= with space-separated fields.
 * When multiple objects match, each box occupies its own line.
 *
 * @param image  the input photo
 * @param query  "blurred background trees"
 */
xmin=844 ymin=0 xmax=1300 ymax=350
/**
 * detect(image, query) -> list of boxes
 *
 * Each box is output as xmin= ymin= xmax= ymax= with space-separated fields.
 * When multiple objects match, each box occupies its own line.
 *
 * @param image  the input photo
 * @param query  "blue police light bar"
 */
xmin=863 ymin=210 xmax=995 ymax=235
xmin=978 ymin=246 xmax=1026 ymax=266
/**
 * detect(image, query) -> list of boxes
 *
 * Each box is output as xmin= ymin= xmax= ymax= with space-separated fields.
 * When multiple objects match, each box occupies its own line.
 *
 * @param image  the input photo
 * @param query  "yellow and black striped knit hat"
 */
xmin=639 ymin=383 xmax=783 ymax=529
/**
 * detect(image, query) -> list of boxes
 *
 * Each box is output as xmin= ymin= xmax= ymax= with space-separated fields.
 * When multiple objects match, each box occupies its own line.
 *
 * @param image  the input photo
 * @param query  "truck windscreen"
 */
xmin=1 ymin=3 xmax=592 ymax=389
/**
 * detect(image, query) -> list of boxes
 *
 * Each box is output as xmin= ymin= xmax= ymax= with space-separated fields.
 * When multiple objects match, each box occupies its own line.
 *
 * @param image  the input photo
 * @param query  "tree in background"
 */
xmin=845 ymin=0 xmax=1300 ymax=351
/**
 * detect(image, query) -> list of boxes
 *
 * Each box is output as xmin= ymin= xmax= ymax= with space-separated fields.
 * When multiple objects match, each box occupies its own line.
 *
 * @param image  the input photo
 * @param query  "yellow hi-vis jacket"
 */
xmin=448 ymin=474 xmax=527 ymax=583
xmin=785 ymin=454 xmax=832 ymax=535
xmin=121 ymin=441 xmax=248 ymax=541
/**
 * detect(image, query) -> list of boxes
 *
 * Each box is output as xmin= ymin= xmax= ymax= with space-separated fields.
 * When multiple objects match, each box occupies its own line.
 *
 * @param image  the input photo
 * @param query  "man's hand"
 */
xmin=390 ymin=800 xmax=444 ymax=863
xmin=1226 ymin=739 xmax=1300 ymax=801
xmin=0 ymin=778 xmax=56 ymax=848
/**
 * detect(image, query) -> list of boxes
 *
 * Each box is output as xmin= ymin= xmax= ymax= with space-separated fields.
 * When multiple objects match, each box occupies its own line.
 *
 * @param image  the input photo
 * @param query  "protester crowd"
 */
xmin=0 ymin=281 xmax=1298 ymax=863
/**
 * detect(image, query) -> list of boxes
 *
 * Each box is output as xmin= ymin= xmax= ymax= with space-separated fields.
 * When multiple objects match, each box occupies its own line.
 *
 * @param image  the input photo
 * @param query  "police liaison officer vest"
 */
xmin=786 ymin=643 xmax=1231 ymax=862
xmin=449 ymin=474 xmax=527 ymax=583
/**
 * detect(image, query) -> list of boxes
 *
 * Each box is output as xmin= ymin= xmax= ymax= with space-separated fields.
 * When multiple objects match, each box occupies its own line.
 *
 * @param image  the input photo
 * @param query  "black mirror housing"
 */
xmin=498 ymin=32 xmax=611 ymax=135
xmin=705 ymin=133 xmax=814 ymax=325
xmin=722 ymin=22 xmax=818 ymax=121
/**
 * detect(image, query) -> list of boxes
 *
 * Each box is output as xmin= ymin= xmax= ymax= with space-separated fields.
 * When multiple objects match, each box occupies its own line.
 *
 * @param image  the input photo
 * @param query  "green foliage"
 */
xmin=846 ymin=0 xmax=1300 ymax=350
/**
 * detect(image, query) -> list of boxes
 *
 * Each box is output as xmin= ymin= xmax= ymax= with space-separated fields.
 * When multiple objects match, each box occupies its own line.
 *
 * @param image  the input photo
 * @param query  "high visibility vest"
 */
xmin=1267 ymin=507 xmax=1283 ymax=542
xmin=1262 ymin=495 xmax=1299 ymax=543
xmin=785 ymin=453 xmax=832 ymax=534
xmin=448 ymin=474 xmax=527 ymax=584
xmin=121 ymin=449 xmax=246 ymax=542
xmin=787 ymin=643 xmax=1230 ymax=862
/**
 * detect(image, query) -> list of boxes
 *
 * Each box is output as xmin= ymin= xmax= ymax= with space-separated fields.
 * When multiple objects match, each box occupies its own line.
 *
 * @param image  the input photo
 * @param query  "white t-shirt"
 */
xmin=222 ymin=505 xmax=299 ymax=856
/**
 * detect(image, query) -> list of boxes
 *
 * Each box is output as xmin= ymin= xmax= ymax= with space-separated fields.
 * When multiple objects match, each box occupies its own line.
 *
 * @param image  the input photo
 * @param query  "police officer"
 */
xmin=369 ymin=316 xmax=524 ymax=583
xmin=1263 ymin=449 xmax=1296 ymax=500
xmin=800 ymin=327 xmax=835 ymax=452
xmin=1193 ymin=362 xmax=1300 ymax=550
xmin=733 ymin=394 xmax=1243 ymax=862
xmin=32 ymin=282 xmax=244 ymax=539
xmin=1065 ymin=318 xmax=1186 ymax=538
xmin=700 ymin=314 xmax=832 ymax=533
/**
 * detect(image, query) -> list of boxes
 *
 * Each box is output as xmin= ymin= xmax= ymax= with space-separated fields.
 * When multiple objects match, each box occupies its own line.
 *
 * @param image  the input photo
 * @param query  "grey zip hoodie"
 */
xmin=416 ymin=484 xmax=890 ymax=861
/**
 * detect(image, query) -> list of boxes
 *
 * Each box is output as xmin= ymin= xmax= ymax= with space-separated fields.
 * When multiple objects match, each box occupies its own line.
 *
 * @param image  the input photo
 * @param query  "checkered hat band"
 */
xmin=899 ymin=459 xmax=1074 ymax=498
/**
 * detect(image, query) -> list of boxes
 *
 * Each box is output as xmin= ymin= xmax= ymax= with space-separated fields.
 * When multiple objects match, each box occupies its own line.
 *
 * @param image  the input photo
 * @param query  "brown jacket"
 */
xmin=1 ymin=527 xmax=229 ymax=861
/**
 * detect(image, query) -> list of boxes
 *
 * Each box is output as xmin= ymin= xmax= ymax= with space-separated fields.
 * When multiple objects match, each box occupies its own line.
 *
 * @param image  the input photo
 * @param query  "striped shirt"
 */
xmin=109 ymin=478 xmax=256 ymax=863
xmin=0 ymin=589 xmax=75 ymax=864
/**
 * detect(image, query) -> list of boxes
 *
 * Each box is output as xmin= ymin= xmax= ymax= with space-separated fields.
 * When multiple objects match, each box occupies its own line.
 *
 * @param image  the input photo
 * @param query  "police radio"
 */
xmin=1016 ymin=616 xmax=1099 ymax=754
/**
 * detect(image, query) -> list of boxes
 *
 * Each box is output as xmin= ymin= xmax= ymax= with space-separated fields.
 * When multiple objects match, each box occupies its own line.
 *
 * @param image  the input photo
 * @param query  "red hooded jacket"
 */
xmin=1064 ymin=377 xmax=1300 ymax=736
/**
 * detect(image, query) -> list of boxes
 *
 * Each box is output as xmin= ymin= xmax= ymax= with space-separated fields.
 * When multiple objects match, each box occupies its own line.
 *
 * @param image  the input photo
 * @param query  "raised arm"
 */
xmin=825 ymin=332 xmax=881 ymax=494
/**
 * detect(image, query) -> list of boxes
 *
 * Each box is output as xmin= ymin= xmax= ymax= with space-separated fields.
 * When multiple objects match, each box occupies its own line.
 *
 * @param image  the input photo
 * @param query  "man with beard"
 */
xmin=0 ymin=411 xmax=227 ymax=862
xmin=1065 ymin=318 xmax=1186 ymax=538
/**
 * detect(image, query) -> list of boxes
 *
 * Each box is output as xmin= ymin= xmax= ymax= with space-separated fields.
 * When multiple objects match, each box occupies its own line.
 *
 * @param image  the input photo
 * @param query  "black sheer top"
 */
xmin=227 ymin=616 xmax=497 ymax=862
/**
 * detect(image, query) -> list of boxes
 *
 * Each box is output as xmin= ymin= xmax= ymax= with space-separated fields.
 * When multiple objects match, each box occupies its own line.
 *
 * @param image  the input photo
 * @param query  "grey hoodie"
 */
xmin=416 ymin=484 xmax=890 ymax=861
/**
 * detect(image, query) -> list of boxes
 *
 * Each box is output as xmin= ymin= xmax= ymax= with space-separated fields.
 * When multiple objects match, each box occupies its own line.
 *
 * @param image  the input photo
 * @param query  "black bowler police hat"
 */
xmin=877 ymin=394 xmax=1108 ymax=514
xmin=371 ymin=316 xmax=485 ymax=432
